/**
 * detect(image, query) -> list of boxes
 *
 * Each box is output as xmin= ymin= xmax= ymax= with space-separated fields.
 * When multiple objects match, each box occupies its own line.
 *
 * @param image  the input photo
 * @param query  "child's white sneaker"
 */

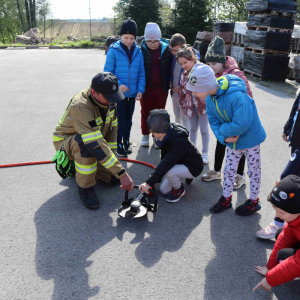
xmin=153 ymin=137 xmax=159 ymax=149
xmin=202 ymin=169 xmax=221 ymax=181
xmin=233 ymin=174 xmax=246 ymax=190
xmin=141 ymin=135 xmax=149 ymax=147
xmin=256 ymin=222 xmax=284 ymax=239
xmin=202 ymin=152 xmax=209 ymax=164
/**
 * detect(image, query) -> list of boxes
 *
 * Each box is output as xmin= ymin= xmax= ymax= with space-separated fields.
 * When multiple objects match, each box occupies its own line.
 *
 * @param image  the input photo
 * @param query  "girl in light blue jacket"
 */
xmin=187 ymin=63 xmax=266 ymax=217
xmin=104 ymin=17 xmax=146 ymax=157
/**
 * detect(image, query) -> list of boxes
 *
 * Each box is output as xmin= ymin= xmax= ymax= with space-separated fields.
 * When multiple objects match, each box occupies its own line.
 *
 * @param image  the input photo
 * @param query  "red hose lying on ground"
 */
xmin=0 ymin=158 xmax=156 ymax=169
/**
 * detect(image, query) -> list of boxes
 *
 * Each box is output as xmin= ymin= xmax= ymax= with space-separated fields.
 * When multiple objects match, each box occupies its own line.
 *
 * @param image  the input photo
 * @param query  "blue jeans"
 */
xmin=117 ymin=97 xmax=136 ymax=144
xmin=281 ymin=147 xmax=300 ymax=179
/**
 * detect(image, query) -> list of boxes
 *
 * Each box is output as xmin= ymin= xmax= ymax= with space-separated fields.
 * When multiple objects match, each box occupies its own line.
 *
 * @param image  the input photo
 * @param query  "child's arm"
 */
xmin=206 ymin=100 xmax=228 ymax=144
xmin=104 ymin=48 xmax=123 ymax=87
xmin=145 ymin=140 xmax=186 ymax=188
xmin=218 ymin=92 xmax=253 ymax=138
xmin=267 ymin=225 xmax=298 ymax=271
xmin=265 ymin=249 xmax=300 ymax=287
xmin=137 ymin=53 xmax=146 ymax=97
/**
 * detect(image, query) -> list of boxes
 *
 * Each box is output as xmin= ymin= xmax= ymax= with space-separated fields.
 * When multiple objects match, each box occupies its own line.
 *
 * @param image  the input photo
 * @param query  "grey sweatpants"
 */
xmin=160 ymin=164 xmax=193 ymax=195
xmin=223 ymin=145 xmax=261 ymax=200
xmin=171 ymin=93 xmax=190 ymax=131
xmin=189 ymin=104 xmax=210 ymax=153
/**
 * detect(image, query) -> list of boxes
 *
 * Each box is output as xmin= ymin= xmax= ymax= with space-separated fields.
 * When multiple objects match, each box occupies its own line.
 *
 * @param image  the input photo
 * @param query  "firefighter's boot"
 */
xmin=78 ymin=185 xmax=100 ymax=210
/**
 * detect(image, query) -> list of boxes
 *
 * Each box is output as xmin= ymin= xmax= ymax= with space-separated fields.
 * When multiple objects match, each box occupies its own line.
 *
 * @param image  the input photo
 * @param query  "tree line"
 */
xmin=0 ymin=0 xmax=50 ymax=43
xmin=113 ymin=0 xmax=300 ymax=44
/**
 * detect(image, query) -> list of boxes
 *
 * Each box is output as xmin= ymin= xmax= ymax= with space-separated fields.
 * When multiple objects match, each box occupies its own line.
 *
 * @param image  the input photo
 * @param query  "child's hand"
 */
xmin=172 ymin=86 xmax=180 ymax=94
xmin=139 ymin=182 xmax=150 ymax=193
xmin=255 ymin=266 xmax=268 ymax=276
xmin=119 ymin=85 xmax=129 ymax=93
xmin=253 ymin=278 xmax=272 ymax=292
xmin=282 ymin=133 xmax=288 ymax=142
xmin=225 ymin=135 xmax=240 ymax=143
xmin=135 ymin=92 xmax=142 ymax=101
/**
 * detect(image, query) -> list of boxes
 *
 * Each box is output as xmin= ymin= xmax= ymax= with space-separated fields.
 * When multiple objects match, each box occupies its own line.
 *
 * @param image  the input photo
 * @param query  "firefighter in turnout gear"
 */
xmin=53 ymin=72 xmax=134 ymax=209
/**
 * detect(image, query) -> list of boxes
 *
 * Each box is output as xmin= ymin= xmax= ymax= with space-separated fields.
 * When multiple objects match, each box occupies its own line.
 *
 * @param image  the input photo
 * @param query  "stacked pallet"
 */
xmin=213 ymin=22 xmax=234 ymax=56
xmin=194 ymin=31 xmax=213 ymax=62
xmin=289 ymin=25 xmax=300 ymax=81
xmin=231 ymin=22 xmax=247 ymax=69
xmin=243 ymin=0 xmax=297 ymax=81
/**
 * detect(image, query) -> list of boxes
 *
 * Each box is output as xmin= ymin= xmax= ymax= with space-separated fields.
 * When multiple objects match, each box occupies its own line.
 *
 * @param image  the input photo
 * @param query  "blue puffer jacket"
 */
xmin=206 ymin=75 xmax=266 ymax=150
xmin=104 ymin=40 xmax=146 ymax=98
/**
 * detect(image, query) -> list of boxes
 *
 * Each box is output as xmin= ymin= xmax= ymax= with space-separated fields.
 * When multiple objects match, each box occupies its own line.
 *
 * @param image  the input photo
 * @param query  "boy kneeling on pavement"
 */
xmin=139 ymin=109 xmax=203 ymax=202
xmin=254 ymin=175 xmax=300 ymax=292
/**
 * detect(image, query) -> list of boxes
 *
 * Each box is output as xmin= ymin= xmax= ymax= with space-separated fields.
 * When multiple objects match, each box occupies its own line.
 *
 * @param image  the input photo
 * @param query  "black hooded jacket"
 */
xmin=146 ymin=124 xmax=203 ymax=187
xmin=284 ymin=92 xmax=300 ymax=148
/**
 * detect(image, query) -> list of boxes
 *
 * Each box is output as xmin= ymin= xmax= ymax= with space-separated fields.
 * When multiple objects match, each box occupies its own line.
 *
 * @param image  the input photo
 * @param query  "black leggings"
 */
xmin=275 ymin=228 xmax=300 ymax=263
xmin=214 ymin=140 xmax=246 ymax=176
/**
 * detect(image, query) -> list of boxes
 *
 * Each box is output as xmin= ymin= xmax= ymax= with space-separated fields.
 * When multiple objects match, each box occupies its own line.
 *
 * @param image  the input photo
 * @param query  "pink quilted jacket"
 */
xmin=216 ymin=56 xmax=253 ymax=98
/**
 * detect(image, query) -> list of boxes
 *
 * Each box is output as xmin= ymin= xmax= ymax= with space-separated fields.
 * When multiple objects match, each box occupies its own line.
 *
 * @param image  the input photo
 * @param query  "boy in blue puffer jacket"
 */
xmin=104 ymin=17 xmax=146 ymax=157
xmin=187 ymin=63 xmax=266 ymax=216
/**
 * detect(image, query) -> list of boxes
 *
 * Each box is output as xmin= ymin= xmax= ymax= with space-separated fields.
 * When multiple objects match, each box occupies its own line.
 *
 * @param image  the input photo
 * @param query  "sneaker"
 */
xmin=256 ymin=222 xmax=284 ymax=239
xmin=233 ymin=174 xmax=246 ymax=190
xmin=210 ymin=195 xmax=232 ymax=213
xmin=78 ymin=186 xmax=100 ymax=210
xmin=153 ymin=137 xmax=160 ymax=149
xmin=123 ymin=139 xmax=132 ymax=154
xmin=202 ymin=169 xmax=221 ymax=182
xmin=235 ymin=199 xmax=261 ymax=216
xmin=116 ymin=143 xmax=128 ymax=157
xmin=202 ymin=152 xmax=209 ymax=164
xmin=185 ymin=178 xmax=194 ymax=185
xmin=141 ymin=135 xmax=149 ymax=147
xmin=166 ymin=184 xmax=186 ymax=203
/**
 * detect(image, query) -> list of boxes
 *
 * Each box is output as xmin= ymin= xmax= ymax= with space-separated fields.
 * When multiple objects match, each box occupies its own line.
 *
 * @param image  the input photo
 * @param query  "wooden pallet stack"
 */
xmin=243 ymin=0 xmax=297 ymax=81
xmin=194 ymin=31 xmax=213 ymax=62
xmin=289 ymin=25 xmax=300 ymax=81
xmin=213 ymin=22 xmax=234 ymax=56
xmin=231 ymin=22 xmax=247 ymax=69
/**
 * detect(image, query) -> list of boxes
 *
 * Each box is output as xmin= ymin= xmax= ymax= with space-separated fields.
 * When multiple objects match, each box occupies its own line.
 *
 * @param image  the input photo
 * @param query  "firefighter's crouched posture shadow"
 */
xmin=52 ymin=72 xmax=134 ymax=209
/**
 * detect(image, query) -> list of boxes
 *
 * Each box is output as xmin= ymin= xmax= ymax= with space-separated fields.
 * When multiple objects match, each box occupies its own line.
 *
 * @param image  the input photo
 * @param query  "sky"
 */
xmin=50 ymin=0 xmax=119 ymax=19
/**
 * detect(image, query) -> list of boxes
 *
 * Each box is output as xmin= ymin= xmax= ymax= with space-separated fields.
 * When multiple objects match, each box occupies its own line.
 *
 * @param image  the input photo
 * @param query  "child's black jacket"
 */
xmin=146 ymin=124 xmax=203 ymax=187
xmin=284 ymin=91 xmax=300 ymax=148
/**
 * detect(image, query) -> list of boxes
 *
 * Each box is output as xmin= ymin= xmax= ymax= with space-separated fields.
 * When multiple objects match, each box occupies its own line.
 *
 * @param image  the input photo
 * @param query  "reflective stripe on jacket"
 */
xmin=53 ymin=87 xmax=126 ymax=178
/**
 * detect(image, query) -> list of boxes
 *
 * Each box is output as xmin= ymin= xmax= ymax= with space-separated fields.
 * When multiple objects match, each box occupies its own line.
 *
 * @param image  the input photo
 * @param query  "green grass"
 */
xmin=0 ymin=39 xmax=105 ymax=48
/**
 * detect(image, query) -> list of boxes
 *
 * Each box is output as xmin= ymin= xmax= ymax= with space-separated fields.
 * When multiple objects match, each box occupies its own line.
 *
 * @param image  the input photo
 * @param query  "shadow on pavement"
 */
xmin=35 ymin=150 xmax=205 ymax=298
xmin=120 ymin=145 xmax=206 ymax=268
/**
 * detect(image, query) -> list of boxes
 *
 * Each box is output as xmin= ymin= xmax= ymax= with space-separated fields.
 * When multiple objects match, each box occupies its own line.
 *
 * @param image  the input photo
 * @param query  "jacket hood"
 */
xmin=220 ymin=56 xmax=239 ymax=75
xmin=141 ymin=38 xmax=169 ymax=55
xmin=168 ymin=123 xmax=189 ymax=140
xmin=215 ymin=74 xmax=247 ymax=97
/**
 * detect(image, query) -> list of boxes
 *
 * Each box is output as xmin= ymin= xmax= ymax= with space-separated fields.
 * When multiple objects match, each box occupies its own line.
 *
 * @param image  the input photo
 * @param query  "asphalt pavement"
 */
xmin=0 ymin=49 xmax=299 ymax=300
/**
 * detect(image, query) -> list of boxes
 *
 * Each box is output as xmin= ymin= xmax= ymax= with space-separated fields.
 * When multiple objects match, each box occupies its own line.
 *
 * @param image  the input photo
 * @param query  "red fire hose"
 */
xmin=0 ymin=158 xmax=156 ymax=169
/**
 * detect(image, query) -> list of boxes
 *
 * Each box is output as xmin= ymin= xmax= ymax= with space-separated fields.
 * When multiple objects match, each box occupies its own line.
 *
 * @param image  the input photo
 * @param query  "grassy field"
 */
xmin=39 ymin=20 xmax=114 ymax=41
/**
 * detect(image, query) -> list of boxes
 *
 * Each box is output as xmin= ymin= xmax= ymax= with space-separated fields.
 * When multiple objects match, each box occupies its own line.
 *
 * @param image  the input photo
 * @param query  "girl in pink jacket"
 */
xmin=202 ymin=36 xmax=253 ymax=190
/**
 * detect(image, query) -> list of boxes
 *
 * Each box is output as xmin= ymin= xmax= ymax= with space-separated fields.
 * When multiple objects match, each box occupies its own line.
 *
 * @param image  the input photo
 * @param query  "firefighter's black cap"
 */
xmin=91 ymin=72 xmax=125 ymax=103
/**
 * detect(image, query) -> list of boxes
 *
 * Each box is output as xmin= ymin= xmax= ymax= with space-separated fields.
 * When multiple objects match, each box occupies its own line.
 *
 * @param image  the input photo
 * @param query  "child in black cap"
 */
xmin=104 ymin=17 xmax=146 ymax=157
xmin=254 ymin=175 xmax=300 ymax=292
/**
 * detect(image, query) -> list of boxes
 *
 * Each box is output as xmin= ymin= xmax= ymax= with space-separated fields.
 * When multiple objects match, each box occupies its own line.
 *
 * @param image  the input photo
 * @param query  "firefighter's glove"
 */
xmin=51 ymin=149 xmax=75 ymax=179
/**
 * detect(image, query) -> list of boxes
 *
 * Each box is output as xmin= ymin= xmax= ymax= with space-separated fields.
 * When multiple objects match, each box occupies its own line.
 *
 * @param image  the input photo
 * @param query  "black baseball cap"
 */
xmin=91 ymin=72 xmax=125 ymax=103
xmin=268 ymin=175 xmax=300 ymax=214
